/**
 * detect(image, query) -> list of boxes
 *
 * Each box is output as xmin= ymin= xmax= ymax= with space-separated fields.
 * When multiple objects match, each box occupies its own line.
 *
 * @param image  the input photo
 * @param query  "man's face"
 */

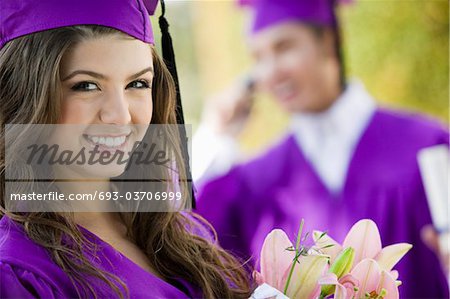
xmin=249 ymin=22 xmax=340 ymax=113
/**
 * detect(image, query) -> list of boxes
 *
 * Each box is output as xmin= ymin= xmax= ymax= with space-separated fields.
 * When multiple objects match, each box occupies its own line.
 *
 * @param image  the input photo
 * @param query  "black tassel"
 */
xmin=158 ymin=0 xmax=196 ymax=209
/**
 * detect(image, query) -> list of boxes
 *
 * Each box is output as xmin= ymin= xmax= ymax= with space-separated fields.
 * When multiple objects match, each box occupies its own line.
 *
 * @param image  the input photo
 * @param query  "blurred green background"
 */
xmin=152 ymin=0 xmax=449 ymax=155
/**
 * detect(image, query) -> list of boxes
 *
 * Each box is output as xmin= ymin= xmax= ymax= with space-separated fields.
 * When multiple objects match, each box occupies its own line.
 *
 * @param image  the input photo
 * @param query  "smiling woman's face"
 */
xmin=51 ymin=34 xmax=154 ymax=179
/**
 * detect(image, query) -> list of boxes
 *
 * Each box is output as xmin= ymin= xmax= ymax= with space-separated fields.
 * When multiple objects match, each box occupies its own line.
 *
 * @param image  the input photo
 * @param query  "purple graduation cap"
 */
xmin=239 ymin=0 xmax=351 ymax=34
xmin=0 ymin=0 xmax=196 ymax=208
xmin=1 ymin=0 xmax=159 ymax=47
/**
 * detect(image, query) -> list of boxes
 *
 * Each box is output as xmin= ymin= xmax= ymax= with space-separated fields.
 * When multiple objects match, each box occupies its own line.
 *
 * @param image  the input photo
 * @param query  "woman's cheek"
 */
xmin=130 ymin=98 xmax=153 ymax=124
xmin=59 ymin=98 xmax=99 ymax=124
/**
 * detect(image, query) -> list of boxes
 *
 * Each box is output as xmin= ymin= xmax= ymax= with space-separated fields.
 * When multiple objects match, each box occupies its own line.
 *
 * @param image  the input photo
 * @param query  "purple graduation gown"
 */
xmin=0 ymin=214 xmax=207 ymax=298
xmin=197 ymin=108 xmax=449 ymax=298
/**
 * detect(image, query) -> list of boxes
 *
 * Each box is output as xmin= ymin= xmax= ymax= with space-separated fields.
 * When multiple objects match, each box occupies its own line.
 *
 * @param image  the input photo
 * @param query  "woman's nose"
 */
xmin=99 ymin=90 xmax=132 ymax=125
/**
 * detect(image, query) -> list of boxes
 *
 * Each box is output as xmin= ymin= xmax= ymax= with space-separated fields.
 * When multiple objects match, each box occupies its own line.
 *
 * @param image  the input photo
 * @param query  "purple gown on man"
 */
xmin=197 ymin=108 xmax=449 ymax=298
xmin=0 ymin=215 xmax=204 ymax=298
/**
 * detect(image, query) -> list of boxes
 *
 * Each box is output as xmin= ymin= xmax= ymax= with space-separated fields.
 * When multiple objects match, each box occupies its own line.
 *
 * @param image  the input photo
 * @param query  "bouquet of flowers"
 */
xmin=251 ymin=219 xmax=412 ymax=299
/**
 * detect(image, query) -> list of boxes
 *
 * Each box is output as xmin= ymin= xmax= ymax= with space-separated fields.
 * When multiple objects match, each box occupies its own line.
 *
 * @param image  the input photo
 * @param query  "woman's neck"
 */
xmin=74 ymin=211 xmax=127 ymax=240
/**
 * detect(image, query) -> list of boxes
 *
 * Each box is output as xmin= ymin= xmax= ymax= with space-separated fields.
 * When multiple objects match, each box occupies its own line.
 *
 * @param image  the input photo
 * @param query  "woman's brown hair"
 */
xmin=0 ymin=25 xmax=253 ymax=298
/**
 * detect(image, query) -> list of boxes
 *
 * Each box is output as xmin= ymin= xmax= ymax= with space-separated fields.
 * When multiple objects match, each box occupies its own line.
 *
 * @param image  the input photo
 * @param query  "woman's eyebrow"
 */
xmin=126 ymin=67 xmax=153 ymax=81
xmin=62 ymin=70 xmax=105 ymax=81
xmin=61 ymin=67 xmax=154 ymax=82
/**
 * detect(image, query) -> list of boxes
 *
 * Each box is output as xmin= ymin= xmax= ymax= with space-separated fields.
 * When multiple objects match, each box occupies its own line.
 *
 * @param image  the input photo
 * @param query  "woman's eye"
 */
xmin=71 ymin=82 xmax=99 ymax=92
xmin=127 ymin=80 xmax=151 ymax=89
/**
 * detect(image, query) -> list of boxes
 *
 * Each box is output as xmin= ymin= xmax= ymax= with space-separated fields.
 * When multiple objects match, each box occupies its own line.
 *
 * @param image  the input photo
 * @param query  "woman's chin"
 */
xmin=88 ymin=165 xmax=127 ymax=179
xmin=64 ymin=164 xmax=128 ymax=180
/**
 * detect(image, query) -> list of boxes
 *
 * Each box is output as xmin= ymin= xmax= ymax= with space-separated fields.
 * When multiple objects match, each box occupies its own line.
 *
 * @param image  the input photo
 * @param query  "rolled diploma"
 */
xmin=417 ymin=144 xmax=449 ymax=256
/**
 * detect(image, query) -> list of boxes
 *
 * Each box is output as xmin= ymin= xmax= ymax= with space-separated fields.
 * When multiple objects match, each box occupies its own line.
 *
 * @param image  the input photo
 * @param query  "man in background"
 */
xmin=194 ymin=0 xmax=449 ymax=297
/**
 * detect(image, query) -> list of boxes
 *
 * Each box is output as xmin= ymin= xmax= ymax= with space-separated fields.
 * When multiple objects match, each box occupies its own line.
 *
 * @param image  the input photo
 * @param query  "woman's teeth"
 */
xmin=86 ymin=135 xmax=127 ymax=147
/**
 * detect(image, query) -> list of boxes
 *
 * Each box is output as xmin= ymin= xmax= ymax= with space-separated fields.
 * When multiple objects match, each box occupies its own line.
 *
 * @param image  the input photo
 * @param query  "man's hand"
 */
xmin=202 ymin=76 xmax=255 ymax=137
xmin=421 ymin=225 xmax=449 ymax=276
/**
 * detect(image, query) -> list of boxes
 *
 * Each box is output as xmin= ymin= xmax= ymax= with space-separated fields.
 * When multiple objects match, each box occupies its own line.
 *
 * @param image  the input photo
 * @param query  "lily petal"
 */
xmin=389 ymin=270 xmax=399 ymax=281
xmin=343 ymin=219 xmax=382 ymax=264
xmin=377 ymin=270 xmax=399 ymax=299
xmin=284 ymin=255 xmax=328 ymax=299
xmin=334 ymin=283 xmax=348 ymax=299
xmin=318 ymin=273 xmax=339 ymax=285
xmin=253 ymin=271 xmax=265 ymax=286
xmin=339 ymin=273 xmax=360 ymax=298
xmin=375 ymin=243 xmax=413 ymax=271
xmin=308 ymin=284 xmax=322 ymax=299
xmin=260 ymin=229 xmax=295 ymax=290
xmin=350 ymin=259 xmax=381 ymax=297
xmin=318 ymin=273 xmax=339 ymax=297
xmin=313 ymin=230 xmax=343 ymax=262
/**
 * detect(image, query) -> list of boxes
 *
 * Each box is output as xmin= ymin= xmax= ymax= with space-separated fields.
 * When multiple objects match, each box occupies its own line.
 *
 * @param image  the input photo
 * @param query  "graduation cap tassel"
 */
xmin=158 ymin=0 xmax=196 ymax=209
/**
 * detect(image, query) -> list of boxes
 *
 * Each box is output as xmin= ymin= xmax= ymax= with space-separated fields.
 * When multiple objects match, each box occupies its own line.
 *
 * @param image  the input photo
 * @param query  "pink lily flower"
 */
xmin=318 ymin=259 xmax=400 ymax=298
xmin=313 ymin=220 xmax=412 ymax=298
xmin=254 ymin=229 xmax=329 ymax=299
xmin=313 ymin=219 xmax=412 ymax=272
xmin=251 ymin=220 xmax=412 ymax=299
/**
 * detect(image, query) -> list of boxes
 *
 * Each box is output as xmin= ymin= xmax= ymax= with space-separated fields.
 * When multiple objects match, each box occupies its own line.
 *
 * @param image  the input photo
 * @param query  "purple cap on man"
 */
xmin=240 ymin=0 xmax=350 ymax=34
xmin=0 ymin=0 xmax=159 ymax=49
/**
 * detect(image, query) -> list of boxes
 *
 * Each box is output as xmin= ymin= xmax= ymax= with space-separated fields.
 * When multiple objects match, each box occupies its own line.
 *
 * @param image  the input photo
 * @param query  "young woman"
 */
xmin=0 ymin=1 xmax=253 ymax=298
